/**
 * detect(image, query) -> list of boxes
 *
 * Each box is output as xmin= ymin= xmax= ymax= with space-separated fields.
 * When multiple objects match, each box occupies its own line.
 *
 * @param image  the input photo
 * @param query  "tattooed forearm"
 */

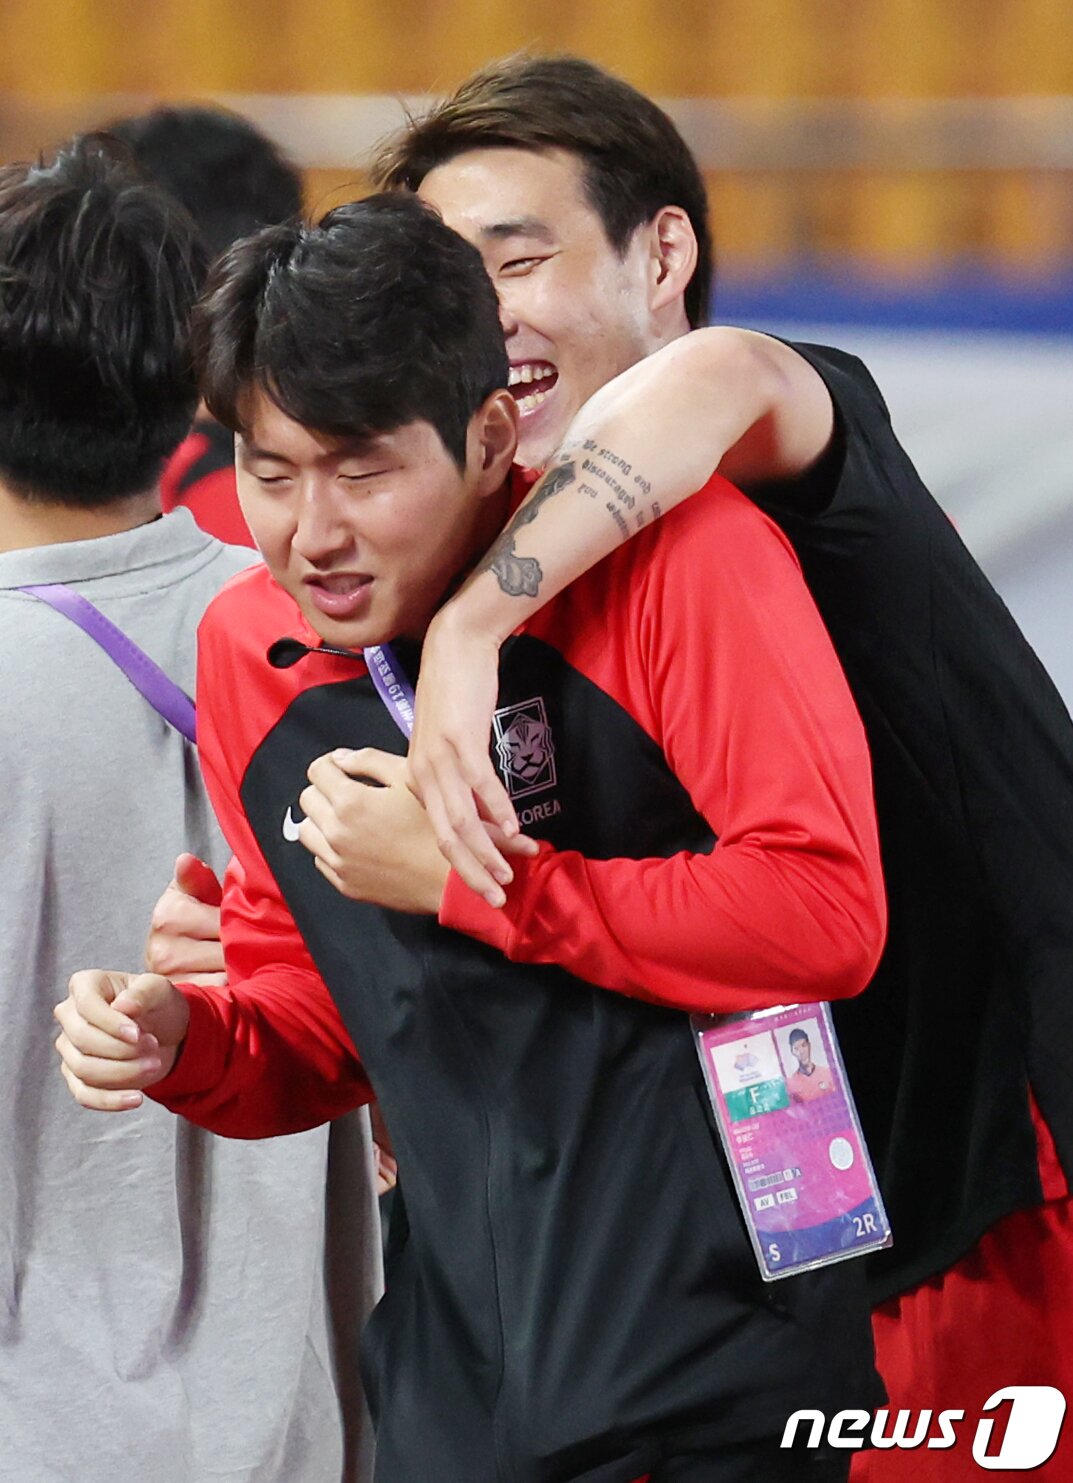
xmin=489 ymin=543 xmax=544 ymax=598
xmin=577 ymin=440 xmax=659 ymax=543
xmin=472 ymin=438 xmax=663 ymax=601
xmin=503 ymin=457 xmax=578 ymax=538
xmin=478 ymin=457 xmax=577 ymax=598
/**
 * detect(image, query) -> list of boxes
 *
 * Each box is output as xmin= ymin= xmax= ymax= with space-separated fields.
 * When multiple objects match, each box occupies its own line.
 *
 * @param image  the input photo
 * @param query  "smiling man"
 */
xmin=55 ymin=191 xmax=887 ymax=1482
xmin=359 ymin=61 xmax=1073 ymax=1473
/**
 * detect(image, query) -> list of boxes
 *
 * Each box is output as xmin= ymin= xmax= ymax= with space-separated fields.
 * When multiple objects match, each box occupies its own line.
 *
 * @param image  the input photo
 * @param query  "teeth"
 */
xmin=516 ymin=389 xmax=548 ymax=415
xmin=509 ymin=364 xmax=555 ymax=387
xmin=319 ymin=575 xmax=366 ymax=593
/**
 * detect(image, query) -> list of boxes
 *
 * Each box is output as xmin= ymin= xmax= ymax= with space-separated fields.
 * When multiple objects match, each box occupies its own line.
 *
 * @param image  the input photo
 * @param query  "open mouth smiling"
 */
xmin=508 ymin=361 xmax=558 ymax=416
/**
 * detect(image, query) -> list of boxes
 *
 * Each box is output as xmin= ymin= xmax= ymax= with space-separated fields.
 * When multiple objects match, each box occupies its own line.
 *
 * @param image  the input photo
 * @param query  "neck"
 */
xmin=400 ymin=476 xmax=514 ymax=642
xmin=649 ymin=305 xmax=692 ymax=356
xmin=0 ymin=482 xmax=161 ymax=554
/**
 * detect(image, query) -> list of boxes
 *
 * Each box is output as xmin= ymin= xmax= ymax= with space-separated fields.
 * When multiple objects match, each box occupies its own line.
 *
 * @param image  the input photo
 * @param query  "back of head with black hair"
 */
xmin=108 ymin=106 xmax=303 ymax=261
xmin=0 ymin=133 xmax=207 ymax=507
xmin=194 ymin=192 xmax=509 ymax=470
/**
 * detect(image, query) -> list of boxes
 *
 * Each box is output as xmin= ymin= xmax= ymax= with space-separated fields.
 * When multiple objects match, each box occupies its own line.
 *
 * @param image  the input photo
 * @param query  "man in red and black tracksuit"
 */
xmin=57 ymin=196 xmax=886 ymax=1482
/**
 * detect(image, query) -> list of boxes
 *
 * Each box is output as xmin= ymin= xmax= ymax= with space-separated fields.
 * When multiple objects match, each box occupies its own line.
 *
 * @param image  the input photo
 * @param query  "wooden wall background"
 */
xmin=0 ymin=0 xmax=1070 ymax=277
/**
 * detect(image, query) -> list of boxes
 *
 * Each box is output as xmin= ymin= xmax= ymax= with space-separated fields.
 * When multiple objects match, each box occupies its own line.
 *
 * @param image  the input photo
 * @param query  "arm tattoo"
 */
xmin=479 ymin=458 xmax=577 ymax=598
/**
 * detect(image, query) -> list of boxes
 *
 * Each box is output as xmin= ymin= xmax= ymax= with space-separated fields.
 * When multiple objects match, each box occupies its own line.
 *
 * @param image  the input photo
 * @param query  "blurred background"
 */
xmin=1 ymin=0 xmax=1071 ymax=695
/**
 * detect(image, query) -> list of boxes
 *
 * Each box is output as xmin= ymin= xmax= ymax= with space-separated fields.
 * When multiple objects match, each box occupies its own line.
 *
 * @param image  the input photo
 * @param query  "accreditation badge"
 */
xmin=693 ymin=1002 xmax=892 ymax=1281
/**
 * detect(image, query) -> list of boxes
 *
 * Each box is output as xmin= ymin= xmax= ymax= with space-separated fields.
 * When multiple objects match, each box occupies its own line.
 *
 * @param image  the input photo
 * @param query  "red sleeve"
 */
xmin=149 ymin=594 xmax=372 ymax=1138
xmin=440 ymin=482 xmax=886 ymax=1015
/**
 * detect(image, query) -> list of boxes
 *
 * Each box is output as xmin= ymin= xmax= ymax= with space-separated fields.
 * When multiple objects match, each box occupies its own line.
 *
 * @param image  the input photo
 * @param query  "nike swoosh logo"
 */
xmin=282 ymin=807 xmax=302 ymax=842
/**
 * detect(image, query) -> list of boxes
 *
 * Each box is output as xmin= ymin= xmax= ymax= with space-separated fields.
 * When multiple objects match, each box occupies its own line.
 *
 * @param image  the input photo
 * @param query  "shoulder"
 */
xmin=195 ymin=566 xmax=319 ymax=778
xmin=202 ymin=560 xmax=287 ymax=628
xmin=199 ymin=562 xmax=302 ymax=671
xmin=534 ymin=471 xmax=807 ymax=664
xmin=780 ymin=340 xmax=892 ymax=430
xmin=648 ymin=470 xmax=802 ymax=580
xmin=200 ymin=538 xmax=261 ymax=587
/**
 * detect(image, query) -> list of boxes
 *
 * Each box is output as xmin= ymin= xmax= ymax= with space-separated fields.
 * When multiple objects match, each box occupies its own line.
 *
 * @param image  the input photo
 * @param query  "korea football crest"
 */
xmin=492 ymin=696 xmax=557 ymax=801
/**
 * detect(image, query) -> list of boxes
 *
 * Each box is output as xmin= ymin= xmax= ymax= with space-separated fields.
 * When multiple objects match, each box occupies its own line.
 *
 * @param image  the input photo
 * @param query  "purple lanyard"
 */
xmin=363 ymin=643 xmax=415 ymax=739
xmin=20 ymin=583 xmax=197 ymax=744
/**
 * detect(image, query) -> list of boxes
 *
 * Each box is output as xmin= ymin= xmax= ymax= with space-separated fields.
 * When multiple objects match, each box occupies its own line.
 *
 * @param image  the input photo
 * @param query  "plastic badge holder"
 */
xmin=693 ymin=1002 xmax=891 ymax=1281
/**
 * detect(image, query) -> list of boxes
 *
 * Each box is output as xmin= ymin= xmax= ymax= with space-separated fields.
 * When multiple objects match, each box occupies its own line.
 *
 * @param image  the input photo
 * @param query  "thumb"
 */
xmin=173 ymin=852 xmax=223 ymax=907
xmin=113 ymin=972 xmax=175 ymax=1020
xmin=113 ymin=973 xmax=189 ymax=1049
xmin=330 ymin=748 xmax=406 ymax=787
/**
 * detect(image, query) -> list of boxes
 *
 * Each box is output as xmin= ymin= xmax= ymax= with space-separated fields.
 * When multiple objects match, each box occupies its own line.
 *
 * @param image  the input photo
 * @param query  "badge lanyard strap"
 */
xmin=20 ymin=582 xmax=197 ymax=744
xmin=363 ymin=643 xmax=415 ymax=740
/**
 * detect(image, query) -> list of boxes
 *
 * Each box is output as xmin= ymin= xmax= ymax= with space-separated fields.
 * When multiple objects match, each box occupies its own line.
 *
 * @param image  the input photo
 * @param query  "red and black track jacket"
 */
xmin=154 ymin=472 xmax=886 ymax=1482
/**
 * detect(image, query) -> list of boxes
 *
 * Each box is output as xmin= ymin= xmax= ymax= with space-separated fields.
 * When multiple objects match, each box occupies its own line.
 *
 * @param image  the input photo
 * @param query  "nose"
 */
xmin=292 ymin=480 xmax=353 ymax=564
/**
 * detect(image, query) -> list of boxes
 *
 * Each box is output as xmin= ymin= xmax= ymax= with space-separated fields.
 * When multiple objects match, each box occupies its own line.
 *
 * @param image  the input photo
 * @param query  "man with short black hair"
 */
xmin=57 ymin=190 xmax=886 ymax=1483
xmin=108 ymin=104 xmax=303 ymax=262
xmin=108 ymin=103 xmax=304 ymax=546
xmin=785 ymin=1029 xmax=834 ymax=1105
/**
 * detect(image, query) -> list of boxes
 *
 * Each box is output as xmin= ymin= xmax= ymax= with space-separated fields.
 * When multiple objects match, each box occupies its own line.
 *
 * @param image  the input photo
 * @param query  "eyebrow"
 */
xmin=240 ymin=435 xmax=389 ymax=464
xmin=479 ymin=217 xmax=556 ymax=245
xmin=241 ymin=445 xmax=292 ymax=463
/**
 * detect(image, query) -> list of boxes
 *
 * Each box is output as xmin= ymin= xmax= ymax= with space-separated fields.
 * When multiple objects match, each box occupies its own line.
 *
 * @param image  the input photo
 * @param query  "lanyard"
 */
xmin=20 ymin=582 xmax=197 ymax=743
xmin=363 ymin=643 xmax=415 ymax=739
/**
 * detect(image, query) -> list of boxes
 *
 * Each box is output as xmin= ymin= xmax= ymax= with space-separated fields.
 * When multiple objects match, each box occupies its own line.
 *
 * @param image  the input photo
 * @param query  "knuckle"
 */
xmin=144 ymin=938 xmax=166 ymax=974
xmin=63 ymin=1044 xmax=87 ymax=1079
xmin=149 ymin=895 xmax=174 ymax=931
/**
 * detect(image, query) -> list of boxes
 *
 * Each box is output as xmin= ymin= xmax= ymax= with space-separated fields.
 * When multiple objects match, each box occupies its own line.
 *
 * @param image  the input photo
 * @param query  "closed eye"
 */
xmin=499 ymin=255 xmax=547 ymax=276
xmin=340 ymin=469 xmax=393 ymax=484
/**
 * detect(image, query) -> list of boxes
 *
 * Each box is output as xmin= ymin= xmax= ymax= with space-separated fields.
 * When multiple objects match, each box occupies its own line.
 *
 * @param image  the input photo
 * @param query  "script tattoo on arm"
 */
xmin=479 ymin=458 xmax=577 ymax=598
xmin=577 ymin=439 xmax=660 ymax=542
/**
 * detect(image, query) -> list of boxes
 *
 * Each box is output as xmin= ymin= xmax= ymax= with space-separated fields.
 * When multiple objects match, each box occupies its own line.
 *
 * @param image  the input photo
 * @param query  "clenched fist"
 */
xmin=54 ymin=969 xmax=190 ymax=1112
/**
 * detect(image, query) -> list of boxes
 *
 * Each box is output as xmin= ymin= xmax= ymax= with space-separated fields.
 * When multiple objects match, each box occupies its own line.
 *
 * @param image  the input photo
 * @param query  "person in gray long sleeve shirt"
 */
xmin=0 ymin=135 xmax=379 ymax=1483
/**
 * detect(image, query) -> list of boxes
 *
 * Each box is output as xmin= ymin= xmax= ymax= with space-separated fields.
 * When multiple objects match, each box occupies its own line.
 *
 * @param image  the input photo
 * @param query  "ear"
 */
xmin=647 ymin=205 xmax=698 ymax=316
xmin=469 ymin=388 xmax=519 ymax=494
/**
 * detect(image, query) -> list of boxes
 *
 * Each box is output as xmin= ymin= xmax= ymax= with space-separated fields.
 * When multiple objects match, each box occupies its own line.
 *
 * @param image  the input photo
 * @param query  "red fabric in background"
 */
xmin=850 ymin=1194 xmax=1073 ymax=1481
xmin=853 ymin=1103 xmax=1073 ymax=1481
xmin=160 ymin=426 xmax=255 ymax=548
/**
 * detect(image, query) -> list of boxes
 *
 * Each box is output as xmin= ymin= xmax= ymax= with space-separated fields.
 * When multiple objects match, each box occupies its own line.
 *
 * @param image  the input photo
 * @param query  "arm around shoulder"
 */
xmin=564 ymin=327 xmax=836 ymax=497
xmin=441 ymin=488 xmax=886 ymax=1014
